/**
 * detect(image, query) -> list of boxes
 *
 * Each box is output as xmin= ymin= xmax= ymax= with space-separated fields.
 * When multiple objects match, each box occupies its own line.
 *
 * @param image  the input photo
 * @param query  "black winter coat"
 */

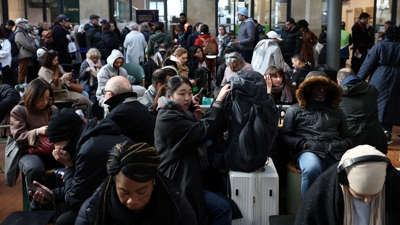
xmin=84 ymin=23 xmax=102 ymax=49
xmin=96 ymin=30 xmax=120 ymax=61
xmin=279 ymin=75 xmax=352 ymax=161
xmin=52 ymin=23 xmax=72 ymax=65
xmin=289 ymin=64 xmax=312 ymax=88
xmin=51 ymin=119 xmax=130 ymax=213
xmin=339 ymin=80 xmax=387 ymax=154
xmin=294 ymin=162 xmax=400 ymax=225
xmin=105 ymin=92 xmax=155 ymax=146
xmin=280 ymin=26 xmax=302 ymax=61
xmin=155 ymin=106 xmax=224 ymax=225
xmin=358 ymin=39 xmax=400 ymax=126
xmin=75 ymin=173 xmax=197 ymax=225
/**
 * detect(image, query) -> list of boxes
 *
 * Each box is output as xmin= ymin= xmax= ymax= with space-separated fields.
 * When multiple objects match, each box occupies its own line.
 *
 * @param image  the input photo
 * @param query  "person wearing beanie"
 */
xmin=231 ymin=7 xmax=255 ymax=63
xmin=75 ymin=140 xmax=197 ymax=224
xmin=30 ymin=108 xmax=131 ymax=224
xmin=279 ymin=72 xmax=352 ymax=197
xmin=294 ymin=145 xmax=400 ymax=225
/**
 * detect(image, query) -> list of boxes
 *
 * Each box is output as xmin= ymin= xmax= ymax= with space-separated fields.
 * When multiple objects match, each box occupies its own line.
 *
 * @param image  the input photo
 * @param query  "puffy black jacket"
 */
xmin=75 ymin=173 xmax=197 ymax=225
xmin=96 ymin=30 xmax=120 ymax=61
xmin=279 ymin=75 xmax=352 ymax=161
xmin=51 ymin=119 xmax=130 ymax=213
xmin=280 ymin=26 xmax=302 ymax=59
xmin=84 ymin=23 xmax=101 ymax=49
xmin=289 ymin=64 xmax=312 ymax=88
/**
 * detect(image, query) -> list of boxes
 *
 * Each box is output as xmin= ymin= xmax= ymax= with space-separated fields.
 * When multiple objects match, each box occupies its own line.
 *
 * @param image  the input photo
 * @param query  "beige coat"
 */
xmin=38 ymin=66 xmax=93 ymax=106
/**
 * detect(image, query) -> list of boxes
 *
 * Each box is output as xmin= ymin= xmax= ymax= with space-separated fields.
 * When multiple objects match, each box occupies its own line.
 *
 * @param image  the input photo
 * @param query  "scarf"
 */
xmin=87 ymin=58 xmax=100 ymax=86
xmin=271 ymin=83 xmax=293 ymax=103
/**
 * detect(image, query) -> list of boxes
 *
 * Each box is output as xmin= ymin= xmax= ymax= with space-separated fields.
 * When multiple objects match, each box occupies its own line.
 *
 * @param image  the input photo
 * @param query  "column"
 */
xmin=187 ymin=0 xmax=216 ymax=33
xmin=326 ymin=0 xmax=341 ymax=70
xmin=291 ymin=0 xmax=322 ymax=34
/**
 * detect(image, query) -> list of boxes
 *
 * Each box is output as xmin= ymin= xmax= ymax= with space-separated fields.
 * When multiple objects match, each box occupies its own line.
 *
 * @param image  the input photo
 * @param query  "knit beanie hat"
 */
xmin=48 ymin=108 xmax=84 ymax=143
xmin=237 ymin=8 xmax=248 ymax=17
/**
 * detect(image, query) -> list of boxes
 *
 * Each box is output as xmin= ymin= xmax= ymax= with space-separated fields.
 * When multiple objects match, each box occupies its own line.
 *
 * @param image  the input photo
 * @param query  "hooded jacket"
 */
xmin=146 ymin=30 xmax=173 ymax=58
xmin=251 ymin=39 xmax=286 ymax=76
xmin=51 ymin=119 xmax=131 ymax=213
xmin=279 ymin=75 xmax=352 ymax=161
xmin=339 ymin=78 xmax=387 ymax=154
xmin=105 ymin=92 xmax=155 ymax=146
xmin=96 ymin=50 xmax=128 ymax=107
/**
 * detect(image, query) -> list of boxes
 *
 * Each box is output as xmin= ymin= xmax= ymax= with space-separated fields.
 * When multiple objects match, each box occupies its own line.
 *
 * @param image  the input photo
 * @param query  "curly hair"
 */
xmin=39 ymin=50 xmax=58 ymax=68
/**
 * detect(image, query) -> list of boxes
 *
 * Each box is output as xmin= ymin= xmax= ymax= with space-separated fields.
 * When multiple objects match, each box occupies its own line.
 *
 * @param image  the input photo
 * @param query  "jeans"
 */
xmin=81 ymin=90 xmax=89 ymax=99
xmin=237 ymin=49 xmax=253 ymax=64
xmin=83 ymin=84 xmax=92 ymax=95
xmin=204 ymin=190 xmax=232 ymax=225
xmin=19 ymin=154 xmax=47 ymax=210
xmin=297 ymin=152 xmax=337 ymax=197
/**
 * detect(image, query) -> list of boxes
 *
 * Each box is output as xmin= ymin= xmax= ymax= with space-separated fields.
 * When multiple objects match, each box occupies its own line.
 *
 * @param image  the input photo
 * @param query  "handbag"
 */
xmin=68 ymin=82 xmax=84 ymax=93
xmin=315 ymin=42 xmax=325 ymax=54
xmin=68 ymin=41 xmax=77 ymax=53
xmin=5 ymin=105 xmax=27 ymax=187
xmin=28 ymin=136 xmax=55 ymax=161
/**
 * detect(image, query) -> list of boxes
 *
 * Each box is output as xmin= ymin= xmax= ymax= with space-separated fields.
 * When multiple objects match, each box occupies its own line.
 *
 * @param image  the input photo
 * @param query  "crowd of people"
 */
xmin=1 ymin=8 xmax=400 ymax=225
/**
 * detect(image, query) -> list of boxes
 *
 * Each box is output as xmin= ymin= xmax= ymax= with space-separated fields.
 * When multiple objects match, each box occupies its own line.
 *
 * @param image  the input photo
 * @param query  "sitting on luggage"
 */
xmin=75 ymin=140 xmax=197 ymax=225
xmin=278 ymin=71 xmax=352 ymax=197
xmin=295 ymin=145 xmax=400 ymax=225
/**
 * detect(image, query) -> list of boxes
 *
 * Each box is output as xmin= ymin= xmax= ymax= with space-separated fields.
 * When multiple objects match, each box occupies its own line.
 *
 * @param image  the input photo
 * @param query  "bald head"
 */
xmin=104 ymin=76 xmax=132 ymax=100
xmin=337 ymin=68 xmax=356 ymax=84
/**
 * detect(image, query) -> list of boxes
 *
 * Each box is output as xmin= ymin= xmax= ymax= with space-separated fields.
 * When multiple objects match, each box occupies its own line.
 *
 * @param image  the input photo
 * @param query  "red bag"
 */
xmin=28 ymin=136 xmax=55 ymax=160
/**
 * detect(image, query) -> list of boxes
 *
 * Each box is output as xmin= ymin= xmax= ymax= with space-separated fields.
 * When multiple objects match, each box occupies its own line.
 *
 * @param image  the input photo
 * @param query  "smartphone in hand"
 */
xmin=28 ymin=183 xmax=55 ymax=202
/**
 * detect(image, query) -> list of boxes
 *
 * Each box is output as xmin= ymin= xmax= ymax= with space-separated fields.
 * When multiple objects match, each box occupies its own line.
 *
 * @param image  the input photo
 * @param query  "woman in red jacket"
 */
xmin=194 ymin=24 xmax=218 ymax=75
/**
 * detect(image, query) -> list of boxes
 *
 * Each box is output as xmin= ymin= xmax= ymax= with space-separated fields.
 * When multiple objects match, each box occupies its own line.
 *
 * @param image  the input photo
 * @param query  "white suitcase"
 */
xmin=229 ymin=158 xmax=279 ymax=225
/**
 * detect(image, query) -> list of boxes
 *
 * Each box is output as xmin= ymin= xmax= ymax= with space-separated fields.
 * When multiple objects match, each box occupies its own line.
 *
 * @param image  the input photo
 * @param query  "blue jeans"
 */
xmin=204 ymin=190 xmax=232 ymax=225
xmin=297 ymin=152 xmax=337 ymax=197
xmin=83 ymin=83 xmax=92 ymax=94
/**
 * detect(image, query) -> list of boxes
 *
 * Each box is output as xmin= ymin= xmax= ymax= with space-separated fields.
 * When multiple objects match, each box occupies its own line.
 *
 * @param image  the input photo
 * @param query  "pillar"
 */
xmin=326 ymin=0 xmax=341 ymax=70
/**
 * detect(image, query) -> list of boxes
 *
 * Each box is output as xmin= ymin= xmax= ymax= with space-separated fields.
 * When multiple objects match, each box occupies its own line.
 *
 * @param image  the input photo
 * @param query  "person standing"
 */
xmin=124 ymin=22 xmax=147 ymax=64
xmin=187 ymin=22 xmax=202 ymax=51
xmin=297 ymin=19 xmax=318 ymax=68
xmin=146 ymin=22 xmax=173 ymax=60
xmin=231 ymin=8 xmax=255 ymax=63
xmin=216 ymin=25 xmax=231 ymax=57
xmin=84 ymin=14 xmax=102 ymax=49
xmin=1 ymin=20 xmax=15 ymax=39
xmin=97 ymin=22 xmax=121 ymax=62
xmin=351 ymin=12 xmax=370 ymax=74
xmin=14 ymin=18 xmax=37 ymax=84
xmin=280 ymin=18 xmax=302 ymax=68
xmin=51 ymin=14 xmax=72 ymax=66
xmin=357 ymin=25 xmax=400 ymax=145
xmin=0 ymin=28 xmax=12 ymax=85
xmin=340 ymin=21 xmax=352 ymax=68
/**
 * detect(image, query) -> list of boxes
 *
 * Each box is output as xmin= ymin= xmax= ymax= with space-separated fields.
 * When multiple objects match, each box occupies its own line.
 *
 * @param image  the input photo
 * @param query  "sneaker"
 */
xmin=384 ymin=131 xmax=393 ymax=145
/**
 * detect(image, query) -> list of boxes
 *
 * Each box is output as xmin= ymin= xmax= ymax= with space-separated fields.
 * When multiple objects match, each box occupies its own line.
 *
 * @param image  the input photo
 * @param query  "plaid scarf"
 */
xmin=157 ymin=96 xmax=185 ymax=114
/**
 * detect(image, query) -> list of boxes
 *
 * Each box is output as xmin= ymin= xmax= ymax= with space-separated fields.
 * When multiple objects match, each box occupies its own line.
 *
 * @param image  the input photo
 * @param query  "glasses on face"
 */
xmin=39 ymin=97 xmax=54 ymax=103
xmin=102 ymin=88 xmax=113 ymax=95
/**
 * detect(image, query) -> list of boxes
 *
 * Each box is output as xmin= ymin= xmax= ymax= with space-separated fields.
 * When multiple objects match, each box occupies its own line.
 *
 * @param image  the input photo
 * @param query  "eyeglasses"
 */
xmin=38 ymin=97 xmax=54 ymax=103
xmin=102 ymin=88 xmax=113 ymax=95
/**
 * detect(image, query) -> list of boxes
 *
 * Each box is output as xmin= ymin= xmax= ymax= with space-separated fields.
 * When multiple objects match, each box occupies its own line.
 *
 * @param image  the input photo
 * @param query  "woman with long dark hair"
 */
xmin=264 ymin=66 xmax=297 ymax=104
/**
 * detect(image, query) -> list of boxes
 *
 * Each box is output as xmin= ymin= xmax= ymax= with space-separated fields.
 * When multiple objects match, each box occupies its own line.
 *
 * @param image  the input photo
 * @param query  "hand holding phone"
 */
xmin=29 ymin=183 xmax=55 ymax=202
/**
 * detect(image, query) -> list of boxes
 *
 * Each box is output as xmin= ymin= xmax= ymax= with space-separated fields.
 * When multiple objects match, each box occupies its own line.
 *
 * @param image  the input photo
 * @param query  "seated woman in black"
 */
xmin=76 ymin=140 xmax=196 ymax=225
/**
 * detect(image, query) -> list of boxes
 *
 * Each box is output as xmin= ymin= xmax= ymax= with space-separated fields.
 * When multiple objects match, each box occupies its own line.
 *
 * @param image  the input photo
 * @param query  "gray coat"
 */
xmin=14 ymin=27 xmax=37 ymax=60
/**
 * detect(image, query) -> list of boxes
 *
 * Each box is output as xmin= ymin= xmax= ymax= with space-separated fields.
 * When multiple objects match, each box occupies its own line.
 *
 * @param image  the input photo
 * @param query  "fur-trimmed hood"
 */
xmin=296 ymin=75 xmax=342 ymax=108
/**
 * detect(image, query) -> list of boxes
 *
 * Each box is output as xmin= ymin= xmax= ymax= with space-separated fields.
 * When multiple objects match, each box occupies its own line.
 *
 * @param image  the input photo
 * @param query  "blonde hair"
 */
xmin=86 ymin=48 xmax=101 ymax=59
xmin=172 ymin=47 xmax=187 ymax=57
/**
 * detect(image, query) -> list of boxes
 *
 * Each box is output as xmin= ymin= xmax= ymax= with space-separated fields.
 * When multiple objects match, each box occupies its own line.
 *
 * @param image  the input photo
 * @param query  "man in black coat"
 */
xmin=337 ymin=68 xmax=387 ymax=153
xmin=279 ymin=71 xmax=352 ymax=197
xmin=280 ymin=18 xmax=302 ymax=68
xmin=30 ymin=108 xmax=131 ymax=224
xmin=351 ymin=12 xmax=371 ymax=74
xmin=289 ymin=54 xmax=312 ymax=88
xmin=52 ymin=14 xmax=72 ymax=66
xmin=104 ymin=76 xmax=155 ymax=146
xmin=84 ymin=14 xmax=102 ymax=49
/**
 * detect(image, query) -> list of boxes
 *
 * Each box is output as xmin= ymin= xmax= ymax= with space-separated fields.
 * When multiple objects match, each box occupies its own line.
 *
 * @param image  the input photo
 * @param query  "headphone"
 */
xmin=337 ymin=155 xmax=391 ymax=185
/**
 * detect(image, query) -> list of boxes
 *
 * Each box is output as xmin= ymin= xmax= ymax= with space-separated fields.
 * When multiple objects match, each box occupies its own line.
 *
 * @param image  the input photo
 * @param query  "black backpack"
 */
xmin=9 ymin=30 xmax=24 ymax=68
xmin=314 ymin=64 xmax=338 ymax=82
xmin=223 ymin=70 xmax=280 ymax=172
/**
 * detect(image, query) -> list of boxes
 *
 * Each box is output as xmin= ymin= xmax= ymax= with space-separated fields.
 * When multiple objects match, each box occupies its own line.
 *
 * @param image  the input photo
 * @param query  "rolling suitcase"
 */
xmin=229 ymin=158 xmax=279 ymax=225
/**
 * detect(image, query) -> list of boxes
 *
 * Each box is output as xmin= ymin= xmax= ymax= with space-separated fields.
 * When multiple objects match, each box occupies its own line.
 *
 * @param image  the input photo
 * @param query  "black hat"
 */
xmin=48 ymin=108 xmax=84 ymax=143
xmin=89 ymin=14 xmax=100 ymax=20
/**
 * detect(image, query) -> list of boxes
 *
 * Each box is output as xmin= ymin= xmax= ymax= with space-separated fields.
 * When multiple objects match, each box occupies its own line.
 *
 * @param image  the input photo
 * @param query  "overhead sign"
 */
xmin=136 ymin=10 xmax=159 ymax=24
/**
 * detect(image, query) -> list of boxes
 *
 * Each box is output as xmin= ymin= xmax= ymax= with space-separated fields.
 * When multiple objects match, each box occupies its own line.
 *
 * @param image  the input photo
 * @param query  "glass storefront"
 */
xmin=146 ymin=0 xmax=184 ymax=32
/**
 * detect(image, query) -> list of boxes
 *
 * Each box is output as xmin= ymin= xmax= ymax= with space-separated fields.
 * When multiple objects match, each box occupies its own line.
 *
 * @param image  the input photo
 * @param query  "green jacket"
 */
xmin=145 ymin=30 xmax=173 ymax=59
